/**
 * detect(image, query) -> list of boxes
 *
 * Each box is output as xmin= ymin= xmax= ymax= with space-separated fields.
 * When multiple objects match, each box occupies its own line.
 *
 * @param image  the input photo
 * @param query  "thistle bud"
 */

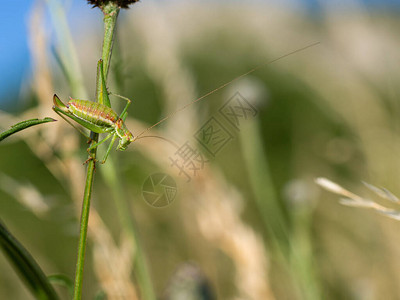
xmin=87 ymin=0 xmax=140 ymax=9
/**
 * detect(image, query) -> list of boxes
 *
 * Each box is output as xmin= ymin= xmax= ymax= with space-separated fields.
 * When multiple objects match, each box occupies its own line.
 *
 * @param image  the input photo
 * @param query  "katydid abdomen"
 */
xmin=67 ymin=99 xmax=118 ymax=132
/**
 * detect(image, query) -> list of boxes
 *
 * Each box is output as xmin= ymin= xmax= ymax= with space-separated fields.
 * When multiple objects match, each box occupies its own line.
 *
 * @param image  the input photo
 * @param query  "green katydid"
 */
xmin=53 ymin=43 xmax=319 ymax=164
xmin=53 ymin=59 xmax=135 ymax=163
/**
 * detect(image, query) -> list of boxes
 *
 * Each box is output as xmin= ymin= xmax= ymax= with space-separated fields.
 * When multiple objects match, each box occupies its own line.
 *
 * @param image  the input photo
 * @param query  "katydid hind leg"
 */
xmin=96 ymin=59 xmax=111 ymax=107
xmin=53 ymin=106 xmax=92 ymax=140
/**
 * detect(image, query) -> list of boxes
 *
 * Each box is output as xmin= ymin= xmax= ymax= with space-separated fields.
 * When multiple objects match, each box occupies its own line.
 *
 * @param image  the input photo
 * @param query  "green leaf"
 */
xmin=0 ymin=220 xmax=59 ymax=300
xmin=0 ymin=117 xmax=56 ymax=142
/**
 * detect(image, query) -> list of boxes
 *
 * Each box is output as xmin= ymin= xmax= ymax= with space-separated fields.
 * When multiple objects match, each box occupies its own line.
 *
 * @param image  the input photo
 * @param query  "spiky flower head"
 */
xmin=87 ymin=0 xmax=140 ymax=9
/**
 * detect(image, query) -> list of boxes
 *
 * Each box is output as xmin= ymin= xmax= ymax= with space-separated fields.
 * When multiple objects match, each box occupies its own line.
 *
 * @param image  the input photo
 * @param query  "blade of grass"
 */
xmin=43 ymin=1 xmax=95 ymax=299
xmin=240 ymin=118 xmax=321 ymax=299
xmin=240 ymin=118 xmax=289 ymax=247
xmin=45 ymin=0 xmax=87 ymax=98
xmin=0 ymin=118 xmax=56 ymax=142
xmin=101 ymin=156 xmax=156 ymax=300
xmin=0 ymin=220 xmax=59 ymax=300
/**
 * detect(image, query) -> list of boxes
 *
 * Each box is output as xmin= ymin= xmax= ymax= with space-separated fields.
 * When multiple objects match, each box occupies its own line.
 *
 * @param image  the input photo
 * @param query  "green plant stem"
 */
xmin=73 ymin=149 xmax=96 ymax=300
xmin=73 ymin=3 xmax=155 ymax=299
xmin=73 ymin=3 xmax=120 ymax=299
xmin=101 ymin=3 xmax=120 ymax=81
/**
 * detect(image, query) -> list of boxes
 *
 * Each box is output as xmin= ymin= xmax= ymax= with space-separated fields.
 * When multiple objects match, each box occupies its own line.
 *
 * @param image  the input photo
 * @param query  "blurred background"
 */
xmin=2 ymin=0 xmax=400 ymax=299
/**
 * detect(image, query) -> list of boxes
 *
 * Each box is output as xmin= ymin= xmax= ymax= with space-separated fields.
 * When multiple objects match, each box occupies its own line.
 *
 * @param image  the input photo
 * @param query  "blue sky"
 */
xmin=0 ymin=0 xmax=399 ymax=109
xmin=0 ymin=0 xmax=91 ymax=109
xmin=0 ymin=1 xmax=33 ymax=108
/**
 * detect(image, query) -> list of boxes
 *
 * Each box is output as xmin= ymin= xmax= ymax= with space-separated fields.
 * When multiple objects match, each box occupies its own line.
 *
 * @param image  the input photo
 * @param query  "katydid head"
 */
xmin=117 ymin=131 xmax=134 ymax=150
xmin=115 ymin=119 xmax=135 ymax=150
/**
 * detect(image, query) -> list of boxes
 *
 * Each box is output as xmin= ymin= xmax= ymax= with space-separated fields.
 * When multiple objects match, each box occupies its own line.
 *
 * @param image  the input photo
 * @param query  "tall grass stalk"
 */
xmin=240 ymin=119 xmax=321 ymax=299
xmin=101 ymin=157 xmax=156 ymax=300
xmin=73 ymin=3 xmax=118 ymax=299
xmin=46 ymin=0 xmax=87 ymax=98
xmin=73 ymin=154 xmax=96 ymax=300
xmin=72 ymin=2 xmax=155 ymax=299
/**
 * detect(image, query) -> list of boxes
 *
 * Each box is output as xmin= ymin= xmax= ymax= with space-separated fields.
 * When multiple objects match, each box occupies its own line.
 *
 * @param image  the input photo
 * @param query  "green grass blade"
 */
xmin=46 ymin=0 xmax=87 ymax=99
xmin=0 ymin=220 xmax=59 ymax=300
xmin=240 ymin=119 xmax=289 ymax=246
xmin=0 ymin=117 xmax=56 ymax=142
